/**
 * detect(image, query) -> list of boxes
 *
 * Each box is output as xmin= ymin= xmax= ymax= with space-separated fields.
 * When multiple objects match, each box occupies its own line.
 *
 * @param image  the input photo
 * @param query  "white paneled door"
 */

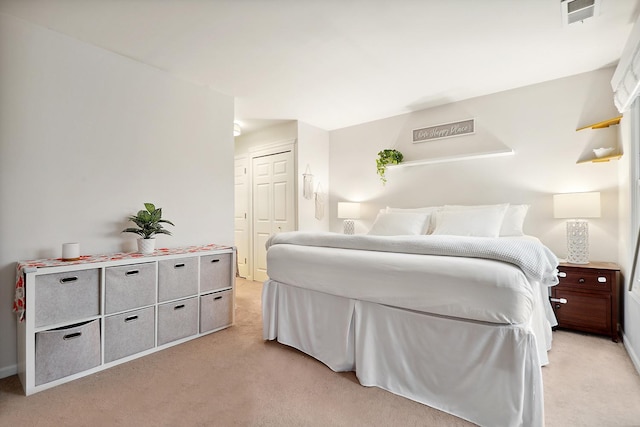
xmin=234 ymin=156 xmax=249 ymax=279
xmin=252 ymin=150 xmax=295 ymax=282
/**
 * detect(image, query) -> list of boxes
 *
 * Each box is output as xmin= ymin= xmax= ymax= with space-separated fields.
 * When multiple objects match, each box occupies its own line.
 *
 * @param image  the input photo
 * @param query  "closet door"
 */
xmin=252 ymin=150 xmax=294 ymax=282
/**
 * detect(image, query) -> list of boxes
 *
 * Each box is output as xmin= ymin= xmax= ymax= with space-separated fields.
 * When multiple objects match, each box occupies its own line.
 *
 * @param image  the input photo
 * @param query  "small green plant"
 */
xmin=122 ymin=203 xmax=175 ymax=239
xmin=376 ymin=149 xmax=403 ymax=184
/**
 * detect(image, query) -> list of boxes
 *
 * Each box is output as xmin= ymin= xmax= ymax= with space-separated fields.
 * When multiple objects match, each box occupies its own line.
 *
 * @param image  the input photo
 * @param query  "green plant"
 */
xmin=122 ymin=203 xmax=175 ymax=239
xmin=376 ymin=149 xmax=403 ymax=184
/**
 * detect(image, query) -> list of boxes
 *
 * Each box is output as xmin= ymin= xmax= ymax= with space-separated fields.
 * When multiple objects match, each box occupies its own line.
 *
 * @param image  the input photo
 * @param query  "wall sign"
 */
xmin=412 ymin=118 xmax=475 ymax=143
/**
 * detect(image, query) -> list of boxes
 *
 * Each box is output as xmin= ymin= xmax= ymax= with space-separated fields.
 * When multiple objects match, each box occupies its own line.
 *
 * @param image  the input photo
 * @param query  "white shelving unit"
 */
xmin=575 ymin=115 xmax=623 ymax=164
xmin=16 ymin=245 xmax=235 ymax=396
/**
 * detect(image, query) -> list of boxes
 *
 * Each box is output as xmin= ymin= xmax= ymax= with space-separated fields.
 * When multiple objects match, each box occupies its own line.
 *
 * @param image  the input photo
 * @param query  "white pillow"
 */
xmin=500 ymin=204 xmax=529 ymax=236
xmin=442 ymin=203 xmax=528 ymax=236
xmin=386 ymin=206 xmax=442 ymax=234
xmin=432 ymin=204 xmax=508 ymax=237
xmin=368 ymin=211 xmax=431 ymax=236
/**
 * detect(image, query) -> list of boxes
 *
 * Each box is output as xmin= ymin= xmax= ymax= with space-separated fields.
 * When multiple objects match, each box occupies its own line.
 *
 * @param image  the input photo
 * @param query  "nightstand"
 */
xmin=551 ymin=261 xmax=620 ymax=342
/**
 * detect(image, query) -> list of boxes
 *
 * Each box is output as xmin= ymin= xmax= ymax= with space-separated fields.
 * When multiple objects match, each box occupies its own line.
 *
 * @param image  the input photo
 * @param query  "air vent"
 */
xmin=561 ymin=0 xmax=601 ymax=26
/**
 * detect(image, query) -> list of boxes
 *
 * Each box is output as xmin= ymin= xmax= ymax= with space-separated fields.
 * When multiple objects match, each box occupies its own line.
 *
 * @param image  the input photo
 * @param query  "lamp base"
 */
xmin=566 ymin=219 xmax=589 ymax=264
xmin=343 ymin=219 xmax=355 ymax=235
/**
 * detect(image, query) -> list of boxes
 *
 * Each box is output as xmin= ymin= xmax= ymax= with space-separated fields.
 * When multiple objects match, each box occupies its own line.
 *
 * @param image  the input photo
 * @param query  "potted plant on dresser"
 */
xmin=122 ymin=203 xmax=175 ymax=254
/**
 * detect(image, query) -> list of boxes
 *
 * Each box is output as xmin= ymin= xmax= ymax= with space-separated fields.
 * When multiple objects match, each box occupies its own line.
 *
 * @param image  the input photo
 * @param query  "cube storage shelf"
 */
xmin=17 ymin=246 xmax=235 ymax=395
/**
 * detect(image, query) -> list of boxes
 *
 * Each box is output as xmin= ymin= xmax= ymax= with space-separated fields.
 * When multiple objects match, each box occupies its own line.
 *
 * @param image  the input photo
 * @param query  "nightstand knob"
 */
xmin=558 ymin=272 xmax=567 ymax=278
xmin=578 ymin=278 xmax=585 ymax=284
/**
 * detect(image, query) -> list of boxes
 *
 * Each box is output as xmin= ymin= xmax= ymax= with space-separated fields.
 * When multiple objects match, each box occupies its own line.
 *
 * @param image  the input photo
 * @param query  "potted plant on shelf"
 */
xmin=122 ymin=203 xmax=175 ymax=254
xmin=376 ymin=149 xmax=403 ymax=184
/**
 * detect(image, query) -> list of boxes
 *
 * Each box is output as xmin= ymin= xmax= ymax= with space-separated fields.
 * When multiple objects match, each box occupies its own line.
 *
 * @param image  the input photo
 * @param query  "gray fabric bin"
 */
xmin=200 ymin=253 xmax=232 ymax=293
xmin=157 ymin=297 xmax=198 ymax=346
xmin=105 ymin=262 xmax=156 ymax=314
xmin=158 ymin=257 xmax=198 ymax=302
xmin=200 ymin=290 xmax=233 ymax=333
xmin=104 ymin=306 xmax=155 ymax=363
xmin=35 ymin=320 xmax=101 ymax=386
xmin=35 ymin=269 xmax=100 ymax=328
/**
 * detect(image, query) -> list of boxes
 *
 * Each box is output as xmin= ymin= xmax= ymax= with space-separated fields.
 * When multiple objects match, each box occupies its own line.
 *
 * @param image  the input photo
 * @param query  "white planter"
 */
xmin=137 ymin=238 xmax=156 ymax=254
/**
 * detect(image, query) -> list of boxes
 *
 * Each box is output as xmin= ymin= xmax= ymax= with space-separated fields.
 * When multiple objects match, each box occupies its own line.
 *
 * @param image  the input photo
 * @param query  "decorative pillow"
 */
xmin=368 ymin=211 xmax=431 ymax=236
xmin=386 ymin=206 xmax=442 ymax=234
xmin=442 ymin=203 xmax=528 ymax=236
xmin=432 ymin=204 xmax=509 ymax=237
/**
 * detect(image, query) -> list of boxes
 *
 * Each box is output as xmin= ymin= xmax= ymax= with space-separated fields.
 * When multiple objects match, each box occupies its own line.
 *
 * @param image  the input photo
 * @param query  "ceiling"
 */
xmin=1 ymin=0 xmax=638 ymax=134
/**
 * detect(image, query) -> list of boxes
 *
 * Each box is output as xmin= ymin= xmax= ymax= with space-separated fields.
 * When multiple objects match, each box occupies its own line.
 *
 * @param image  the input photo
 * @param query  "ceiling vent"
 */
xmin=561 ymin=0 xmax=601 ymax=26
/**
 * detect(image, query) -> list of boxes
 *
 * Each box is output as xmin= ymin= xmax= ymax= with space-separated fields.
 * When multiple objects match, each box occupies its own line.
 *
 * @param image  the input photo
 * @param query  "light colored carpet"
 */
xmin=1 ymin=278 xmax=640 ymax=426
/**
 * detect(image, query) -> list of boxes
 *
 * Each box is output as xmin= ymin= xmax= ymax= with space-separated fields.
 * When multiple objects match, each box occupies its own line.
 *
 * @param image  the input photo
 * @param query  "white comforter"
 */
xmin=267 ymin=232 xmax=559 ymax=286
xmin=266 ymin=232 xmax=558 ymax=325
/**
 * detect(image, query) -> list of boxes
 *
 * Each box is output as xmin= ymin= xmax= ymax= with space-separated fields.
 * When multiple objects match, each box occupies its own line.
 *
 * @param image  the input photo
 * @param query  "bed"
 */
xmin=262 ymin=205 xmax=559 ymax=427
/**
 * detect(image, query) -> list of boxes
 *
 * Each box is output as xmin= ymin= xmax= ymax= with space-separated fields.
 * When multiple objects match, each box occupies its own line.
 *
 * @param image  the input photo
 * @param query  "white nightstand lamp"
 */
xmin=553 ymin=192 xmax=601 ymax=264
xmin=338 ymin=202 xmax=361 ymax=235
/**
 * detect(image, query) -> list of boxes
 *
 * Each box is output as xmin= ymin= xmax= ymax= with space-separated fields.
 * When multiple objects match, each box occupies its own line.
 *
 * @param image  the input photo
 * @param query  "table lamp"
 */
xmin=337 ymin=202 xmax=361 ymax=235
xmin=553 ymin=192 xmax=601 ymax=264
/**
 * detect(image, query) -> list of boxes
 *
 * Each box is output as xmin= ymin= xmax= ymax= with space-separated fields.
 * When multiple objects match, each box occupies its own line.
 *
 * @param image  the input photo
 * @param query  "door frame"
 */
xmin=234 ymin=154 xmax=249 ymax=279
xmin=247 ymin=139 xmax=297 ymax=282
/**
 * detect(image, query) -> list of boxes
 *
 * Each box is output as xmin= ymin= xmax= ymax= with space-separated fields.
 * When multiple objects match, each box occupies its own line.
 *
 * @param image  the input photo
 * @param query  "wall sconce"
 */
xmin=337 ymin=202 xmax=361 ymax=235
xmin=553 ymin=192 xmax=601 ymax=264
xmin=233 ymin=122 xmax=242 ymax=137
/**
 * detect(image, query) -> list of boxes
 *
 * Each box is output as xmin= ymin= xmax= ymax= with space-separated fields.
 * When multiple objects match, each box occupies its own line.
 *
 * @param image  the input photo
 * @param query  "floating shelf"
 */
xmin=576 ymin=115 xmax=623 ymax=131
xmin=577 ymin=153 xmax=623 ymax=164
xmin=387 ymin=148 xmax=514 ymax=168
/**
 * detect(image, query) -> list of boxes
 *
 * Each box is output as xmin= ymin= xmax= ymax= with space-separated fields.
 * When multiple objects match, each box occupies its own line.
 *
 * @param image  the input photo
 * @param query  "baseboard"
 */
xmin=0 ymin=363 xmax=17 ymax=379
xmin=622 ymin=331 xmax=640 ymax=376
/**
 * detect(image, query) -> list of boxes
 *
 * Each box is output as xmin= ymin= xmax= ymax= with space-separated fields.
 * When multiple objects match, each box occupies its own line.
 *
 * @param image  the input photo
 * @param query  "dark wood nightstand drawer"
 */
xmin=557 ymin=268 xmax=613 ymax=292
xmin=552 ymin=289 xmax=611 ymax=336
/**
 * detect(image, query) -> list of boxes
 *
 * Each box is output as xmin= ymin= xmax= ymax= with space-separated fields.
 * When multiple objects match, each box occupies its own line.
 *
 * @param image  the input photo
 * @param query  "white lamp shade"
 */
xmin=338 ymin=202 xmax=361 ymax=219
xmin=553 ymin=192 xmax=601 ymax=219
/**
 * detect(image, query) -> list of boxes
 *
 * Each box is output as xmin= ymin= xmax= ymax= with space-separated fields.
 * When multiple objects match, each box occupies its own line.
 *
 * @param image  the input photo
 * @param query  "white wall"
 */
xmin=0 ymin=14 xmax=234 ymax=377
xmin=329 ymin=68 xmax=620 ymax=262
xmin=297 ymin=122 xmax=330 ymax=231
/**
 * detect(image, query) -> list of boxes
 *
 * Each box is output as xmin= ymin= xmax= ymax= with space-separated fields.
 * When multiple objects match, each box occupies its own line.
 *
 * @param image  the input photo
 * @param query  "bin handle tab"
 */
xmin=63 ymin=332 xmax=82 ymax=340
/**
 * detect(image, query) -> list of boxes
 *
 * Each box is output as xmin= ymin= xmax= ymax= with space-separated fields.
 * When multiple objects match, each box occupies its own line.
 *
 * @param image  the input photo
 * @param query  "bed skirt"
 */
xmin=263 ymin=279 xmax=544 ymax=427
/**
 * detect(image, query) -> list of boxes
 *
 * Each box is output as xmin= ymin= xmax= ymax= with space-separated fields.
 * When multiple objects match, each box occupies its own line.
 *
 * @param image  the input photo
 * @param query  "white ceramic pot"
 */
xmin=137 ymin=238 xmax=156 ymax=254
